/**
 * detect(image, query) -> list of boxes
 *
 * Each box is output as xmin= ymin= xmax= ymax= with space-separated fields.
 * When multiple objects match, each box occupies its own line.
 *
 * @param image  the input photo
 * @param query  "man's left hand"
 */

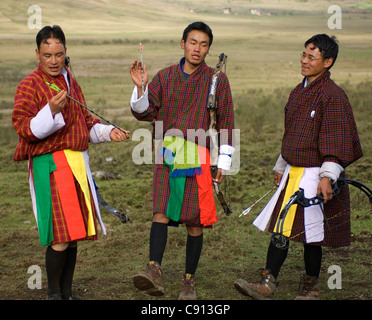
xmin=317 ymin=177 xmax=333 ymax=203
xmin=212 ymin=168 xmax=226 ymax=184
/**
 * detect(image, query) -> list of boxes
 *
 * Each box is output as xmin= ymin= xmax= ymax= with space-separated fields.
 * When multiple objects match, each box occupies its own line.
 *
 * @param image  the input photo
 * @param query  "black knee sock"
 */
xmin=304 ymin=244 xmax=322 ymax=278
xmin=45 ymin=246 xmax=68 ymax=296
xmin=60 ymin=246 xmax=77 ymax=299
xmin=265 ymin=240 xmax=289 ymax=279
xmin=149 ymin=222 xmax=168 ymax=265
xmin=185 ymin=233 xmax=203 ymax=275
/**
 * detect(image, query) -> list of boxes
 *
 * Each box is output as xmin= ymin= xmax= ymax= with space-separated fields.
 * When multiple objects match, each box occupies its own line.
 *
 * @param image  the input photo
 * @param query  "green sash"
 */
xmin=32 ymin=153 xmax=56 ymax=246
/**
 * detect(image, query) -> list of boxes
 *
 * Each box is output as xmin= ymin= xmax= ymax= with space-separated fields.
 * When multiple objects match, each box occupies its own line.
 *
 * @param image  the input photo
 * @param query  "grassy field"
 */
xmin=0 ymin=0 xmax=371 ymax=303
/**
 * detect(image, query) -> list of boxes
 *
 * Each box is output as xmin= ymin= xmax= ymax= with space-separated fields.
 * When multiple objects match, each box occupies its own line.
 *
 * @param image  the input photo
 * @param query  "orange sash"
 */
xmin=52 ymin=151 xmax=87 ymax=240
xmin=196 ymin=145 xmax=217 ymax=226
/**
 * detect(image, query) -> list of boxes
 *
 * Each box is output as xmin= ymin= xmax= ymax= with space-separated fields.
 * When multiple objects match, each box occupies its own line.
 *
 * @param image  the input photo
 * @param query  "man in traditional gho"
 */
xmin=129 ymin=21 xmax=235 ymax=300
xmin=235 ymin=34 xmax=362 ymax=300
xmin=12 ymin=25 xmax=129 ymax=300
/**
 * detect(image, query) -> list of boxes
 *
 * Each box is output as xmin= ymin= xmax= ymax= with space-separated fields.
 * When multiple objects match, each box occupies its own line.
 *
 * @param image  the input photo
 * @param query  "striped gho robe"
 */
xmin=131 ymin=58 xmax=235 ymax=227
xmin=12 ymin=64 xmax=110 ymax=245
xmin=256 ymin=70 xmax=363 ymax=248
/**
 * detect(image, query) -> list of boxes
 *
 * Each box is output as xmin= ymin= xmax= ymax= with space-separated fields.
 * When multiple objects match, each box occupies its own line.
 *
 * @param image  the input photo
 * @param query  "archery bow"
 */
xmin=207 ymin=53 xmax=233 ymax=216
xmin=271 ymin=177 xmax=372 ymax=250
xmin=95 ymin=185 xmax=129 ymax=223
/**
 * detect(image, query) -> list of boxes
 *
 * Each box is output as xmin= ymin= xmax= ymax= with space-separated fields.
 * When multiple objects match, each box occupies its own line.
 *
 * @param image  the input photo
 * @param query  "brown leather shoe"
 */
xmin=133 ymin=261 xmax=165 ymax=296
xmin=294 ymin=274 xmax=319 ymax=300
xmin=234 ymin=269 xmax=277 ymax=300
xmin=178 ymin=273 xmax=197 ymax=300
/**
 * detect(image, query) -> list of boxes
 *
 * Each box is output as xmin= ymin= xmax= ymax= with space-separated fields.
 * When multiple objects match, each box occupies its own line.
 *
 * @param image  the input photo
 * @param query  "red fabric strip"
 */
xmin=52 ymin=151 xmax=87 ymax=240
xmin=196 ymin=146 xmax=217 ymax=226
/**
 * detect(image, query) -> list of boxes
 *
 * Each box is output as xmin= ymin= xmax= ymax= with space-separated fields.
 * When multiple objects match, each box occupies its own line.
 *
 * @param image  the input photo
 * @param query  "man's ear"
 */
xmin=35 ymin=48 xmax=40 ymax=61
xmin=324 ymin=57 xmax=333 ymax=69
xmin=180 ymin=39 xmax=185 ymax=50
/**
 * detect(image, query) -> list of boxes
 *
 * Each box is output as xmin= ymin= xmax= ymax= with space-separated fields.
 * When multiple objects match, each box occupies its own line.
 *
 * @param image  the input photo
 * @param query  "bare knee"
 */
xmin=153 ymin=212 xmax=169 ymax=224
xmin=51 ymin=241 xmax=77 ymax=251
xmin=186 ymin=225 xmax=203 ymax=237
xmin=51 ymin=242 xmax=70 ymax=251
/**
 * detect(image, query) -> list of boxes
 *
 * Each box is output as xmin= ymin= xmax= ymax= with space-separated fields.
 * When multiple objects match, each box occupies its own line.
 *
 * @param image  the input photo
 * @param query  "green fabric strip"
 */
xmin=165 ymin=162 xmax=186 ymax=221
xmin=163 ymin=137 xmax=202 ymax=222
xmin=32 ymin=153 xmax=56 ymax=246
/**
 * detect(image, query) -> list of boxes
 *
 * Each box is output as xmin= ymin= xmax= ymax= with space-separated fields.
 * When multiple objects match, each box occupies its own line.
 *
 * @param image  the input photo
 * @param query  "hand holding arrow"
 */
xmin=46 ymin=82 xmax=130 ymax=140
xmin=48 ymin=86 xmax=67 ymax=115
xmin=129 ymin=43 xmax=148 ymax=99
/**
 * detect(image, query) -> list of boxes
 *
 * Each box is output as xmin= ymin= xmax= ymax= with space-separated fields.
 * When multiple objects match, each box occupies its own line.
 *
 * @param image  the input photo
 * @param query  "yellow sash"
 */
xmin=275 ymin=166 xmax=304 ymax=237
xmin=63 ymin=149 xmax=96 ymax=236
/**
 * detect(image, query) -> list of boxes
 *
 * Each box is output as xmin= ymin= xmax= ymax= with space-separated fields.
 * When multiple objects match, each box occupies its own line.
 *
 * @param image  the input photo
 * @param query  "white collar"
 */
xmin=303 ymin=77 xmax=308 ymax=88
xmin=61 ymin=67 xmax=70 ymax=93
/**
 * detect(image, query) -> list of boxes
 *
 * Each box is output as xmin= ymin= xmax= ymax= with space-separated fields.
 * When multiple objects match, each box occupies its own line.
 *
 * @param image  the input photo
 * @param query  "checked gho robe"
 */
xmin=131 ymin=58 xmax=235 ymax=227
xmin=254 ymin=70 xmax=363 ymax=247
xmin=12 ymin=64 xmax=113 ymax=246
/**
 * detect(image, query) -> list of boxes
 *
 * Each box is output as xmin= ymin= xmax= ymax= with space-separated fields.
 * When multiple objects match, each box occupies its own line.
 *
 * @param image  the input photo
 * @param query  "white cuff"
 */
xmin=319 ymin=161 xmax=344 ymax=183
xmin=273 ymin=154 xmax=288 ymax=175
xmin=30 ymin=103 xmax=65 ymax=139
xmin=130 ymin=85 xmax=149 ymax=113
xmin=90 ymin=123 xmax=115 ymax=144
xmin=217 ymin=144 xmax=235 ymax=171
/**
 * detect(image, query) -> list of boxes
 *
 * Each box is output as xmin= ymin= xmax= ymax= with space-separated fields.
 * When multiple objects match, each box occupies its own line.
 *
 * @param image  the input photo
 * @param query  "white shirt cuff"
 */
xmin=30 ymin=103 xmax=65 ymax=139
xmin=90 ymin=123 xmax=115 ymax=144
xmin=319 ymin=161 xmax=344 ymax=183
xmin=130 ymin=85 xmax=149 ymax=113
xmin=273 ymin=154 xmax=288 ymax=175
xmin=217 ymin=144 xmax=235 ymax=171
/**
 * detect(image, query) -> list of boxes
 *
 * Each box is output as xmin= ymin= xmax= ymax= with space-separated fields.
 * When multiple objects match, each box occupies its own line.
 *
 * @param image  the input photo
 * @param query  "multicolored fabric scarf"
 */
xmin=32 ymin=150 xmax=95 ymax=246
xmin=162 ymin=137 xmax=217 ymax=226
xmin=162 ymin=136 xmax=202 ymax=177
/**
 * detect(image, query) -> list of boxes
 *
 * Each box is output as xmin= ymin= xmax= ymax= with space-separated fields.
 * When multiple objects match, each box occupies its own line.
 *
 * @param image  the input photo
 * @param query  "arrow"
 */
xmin=46 ymin=82 xmax=129 ymax=136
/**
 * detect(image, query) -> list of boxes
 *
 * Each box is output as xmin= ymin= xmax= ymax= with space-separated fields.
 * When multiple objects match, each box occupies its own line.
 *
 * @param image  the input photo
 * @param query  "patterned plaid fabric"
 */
xmin=281 ymin=71 xmax=363 ymax=168
xmin=269 ymin=71 xmax=363 ymax=248
xmin=12 ymin=64 xmax=100 ymax=161
xmin=132 ymin=59 xmax=234 ymax=226
xmin=49 ymin=170 xmax=98 ymax=244
xmin=153 ymin=164 xmax=202 ymax=226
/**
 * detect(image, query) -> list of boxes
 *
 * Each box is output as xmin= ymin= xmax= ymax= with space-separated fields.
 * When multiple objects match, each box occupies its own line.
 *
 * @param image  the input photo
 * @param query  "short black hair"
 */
xmin=182 ymin=21 xmax=213 ymax=47
xmin=304 ymin=34 xmax=339 ymax=69
xmin=36 ymin=25 xmax=66 ymax=50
